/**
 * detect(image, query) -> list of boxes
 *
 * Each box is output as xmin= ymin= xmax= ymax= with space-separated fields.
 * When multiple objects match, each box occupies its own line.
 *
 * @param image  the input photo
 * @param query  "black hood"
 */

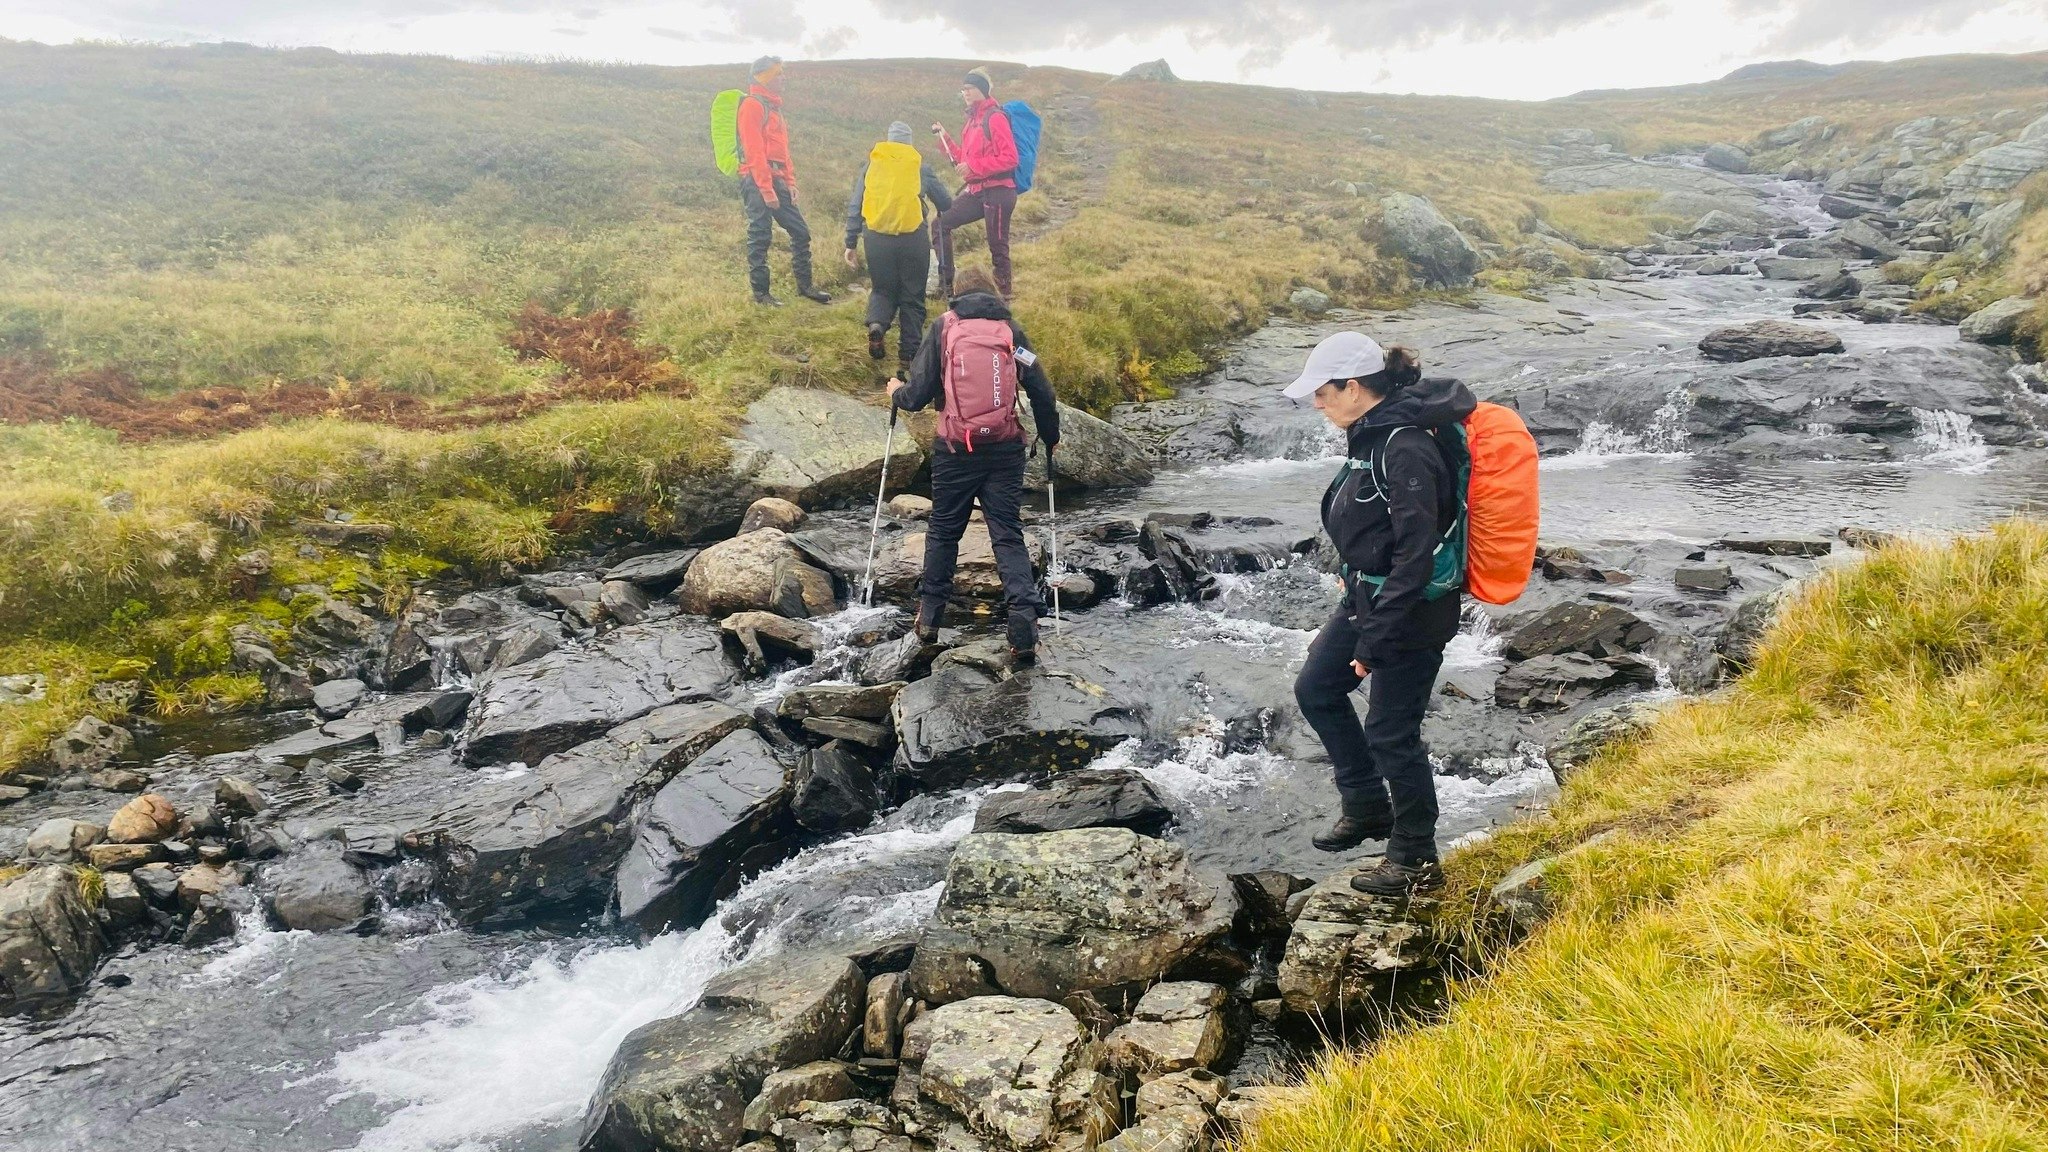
xmin=1349 ymin=376 xmax=1478 ymax=444
xmin=949 ymin=291 xmax=1013 ymax=321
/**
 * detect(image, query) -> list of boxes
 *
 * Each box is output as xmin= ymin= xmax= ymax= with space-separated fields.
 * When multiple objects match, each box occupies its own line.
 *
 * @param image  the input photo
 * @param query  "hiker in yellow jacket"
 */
xmin=845 ymin=121 xmax=954 ymax=376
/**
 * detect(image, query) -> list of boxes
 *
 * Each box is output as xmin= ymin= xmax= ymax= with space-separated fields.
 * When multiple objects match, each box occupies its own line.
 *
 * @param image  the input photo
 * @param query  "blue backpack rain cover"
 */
xmin=1003 ymin=101 xmax=1042 ymax=193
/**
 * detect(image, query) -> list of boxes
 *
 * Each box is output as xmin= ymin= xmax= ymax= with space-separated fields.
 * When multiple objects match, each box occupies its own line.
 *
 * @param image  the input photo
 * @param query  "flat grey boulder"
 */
xmin=265 ymin=845 xmax=371 ymax=932
xmin=1755 ymin=257 xmax=1846 ymax=282
xmin=422 ymin=699 xmax=748 ymax=928
xmin=581 ymin=950 xmax=865 ymax=1152
xmin=1495 ymin=652 xmax=1658 ymax=711
xmin=1699 ymin=321 xmax=1844 ymax=362
xmin=900 ymin=996 xmax=1104 ymax=1151
xmin=1960 ymin=297 xmax=2033 ymax=345
xmin=1946 ymin=128 xmax=2048 ymax=192
xmin=615 ymin=729 xmax=795 ymax=933
xmin=460 ymin=620 xmax=733 ymax=767
xmin=600 ymin=548 xmax=700 ymax=590
xmin=908 ymin=829 xmax=1235 ymax=1005
xmin=1102 ymin=981 xmax=1231 ymax=1076
xmin=47 ymin=716 xmax=132 ymax=775
xmin=731 ymin=386 xmax=925 ymax=509
xmin=1701 ymin=143 xmax=1749 ymax=173
xmin=311 ymin=678 xmax=368 ymax=720
xmin=1377 ymin=193 xmax=1481 ymax=288
xmin=1545 ymin=699 xmax=1674 ymax=778
xmin=1277 ymin=863 xmax=1440 ymax=1020
xmin=893 ymin=650 xmax=1145 ymax=790
xmin=971 ymin=768 xmax=1172 ymax=837
xmin=0 ymin=865 xmax=104 ymax=1016
xmin=1504 ymin=602 xmax=1656 ymax=661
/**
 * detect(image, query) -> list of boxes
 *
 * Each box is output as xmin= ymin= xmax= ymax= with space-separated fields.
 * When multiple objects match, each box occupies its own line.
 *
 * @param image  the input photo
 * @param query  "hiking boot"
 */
xmin=1009 ymin=645 xmax=1038 ymax=667
xmin=1349 ymin=857 xmax=1446 ymax=897
xmin=798 ymin=286 xmax=832 ymax=304
xmin=753 ymin=292 xmax=784 ymax=307
xmin=867 ymin=324 xmax=886 ymax=361
xmin=1312 ymin=810 xmax=1393 ymax=853
xmin=914 ymin=600 xmax=945 ymax=643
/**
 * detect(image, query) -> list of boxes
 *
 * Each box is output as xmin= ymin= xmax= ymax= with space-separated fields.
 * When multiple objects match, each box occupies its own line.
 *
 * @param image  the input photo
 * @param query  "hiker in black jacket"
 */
xmin=887 ymin=266 xmax=1060 ymax=661
xmin=845 ymin=121 xmax=954 ymax=375
xmin=1285 ymin=331 xmax=1477 ymax=896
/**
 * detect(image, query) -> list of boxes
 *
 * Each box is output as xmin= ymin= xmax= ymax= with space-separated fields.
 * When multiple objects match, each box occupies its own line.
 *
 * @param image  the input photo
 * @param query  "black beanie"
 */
xmin=964 ymin=68 xmax=992 ymax=98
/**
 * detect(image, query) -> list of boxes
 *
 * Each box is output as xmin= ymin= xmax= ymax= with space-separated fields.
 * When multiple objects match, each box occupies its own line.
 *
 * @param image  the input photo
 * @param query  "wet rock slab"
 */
xmin=0 ymin=865 xmax=104 ymax=1016
xmin=459 ymin=619 xmax=734 ymax=767
xmin=582 ymin=950 xmax=866 ymax=1152
xmin=892 ymin=643 xmax=1147 ymax=790
xmin=971 ymin=769 xmax=1172 ymax=837
xmin=615 ymin=729 xmax=796 ymax=933
xmin=1276 ymin=863 xmax=1440 ymax=1019
xmin=420 ymin=699 xmax=749 ymax=928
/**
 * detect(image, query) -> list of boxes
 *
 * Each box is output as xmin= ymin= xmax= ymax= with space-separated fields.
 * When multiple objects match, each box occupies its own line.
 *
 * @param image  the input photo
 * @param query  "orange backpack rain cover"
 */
xmin=1462 ymin=402 xmax=1540 ymax=604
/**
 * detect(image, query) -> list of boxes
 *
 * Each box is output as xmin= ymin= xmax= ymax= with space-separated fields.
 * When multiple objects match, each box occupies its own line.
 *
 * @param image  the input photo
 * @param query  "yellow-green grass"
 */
xmin=1240 ymin=520 xmax=2048 ymax=1152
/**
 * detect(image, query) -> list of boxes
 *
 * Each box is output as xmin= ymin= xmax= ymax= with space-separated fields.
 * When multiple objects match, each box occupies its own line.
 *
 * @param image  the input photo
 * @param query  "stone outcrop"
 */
xmin=1277 ymin=863 xmax=1440 ymax=1019
xmin=459 ymin=620 xmax=734 ymax=767
xmin=1376 ymin=193 xmax=1481 ymax=288
xmin=971 ymin=769 xmax=1172 ymax=837
xmin=1698 ymin=321 xmax=1845 ymax=363
xmin=0 ymin=865 xmax=104 ymax=1015
xmin=731 ymin=387 xmax=926 ymax=509
xmin=1102 ymin=981 xmax=1231 ymax=1077
xmin=1959 ymin=297 xmax=2032 ymax=345
xmin=907 ymin=829 xmax=1235 ymax=1004
xmin=582 ymin=950 xmax=866 ymax=1152
xmin=900 ymin=996 xmax=1111 ymax=1151
xmin=615 ymin=729 xmax=796 ymax=933
xmin=892 ymin=646 xmax=1145 ymax=789
xmin=423 ymin=699 xmax=750 ymax=927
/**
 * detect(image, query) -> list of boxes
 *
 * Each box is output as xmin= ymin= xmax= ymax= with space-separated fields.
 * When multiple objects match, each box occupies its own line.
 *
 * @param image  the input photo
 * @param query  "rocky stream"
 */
xmin=4 ymin=159 xmax=2047 ymax=1152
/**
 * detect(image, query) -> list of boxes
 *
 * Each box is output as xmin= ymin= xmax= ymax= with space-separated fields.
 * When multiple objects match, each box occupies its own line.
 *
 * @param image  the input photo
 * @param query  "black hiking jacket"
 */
xmin=893 ymin=291 xmax=1060 ymax=451
xmin=1322 ymin=376 xmax=1478 ymax=666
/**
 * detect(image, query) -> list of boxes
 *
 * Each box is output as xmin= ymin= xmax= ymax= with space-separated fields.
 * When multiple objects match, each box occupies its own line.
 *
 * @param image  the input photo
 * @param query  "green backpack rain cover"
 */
xmin=710 ymin=89 xmax=745 ymax=177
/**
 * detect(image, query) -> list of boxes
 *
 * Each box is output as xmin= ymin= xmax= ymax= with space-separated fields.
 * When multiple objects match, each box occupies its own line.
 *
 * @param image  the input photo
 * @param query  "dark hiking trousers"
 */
xmin=864 ymin=225 xmax=931 ymax=365
xmin=1294 ymin=605 xmax=1446 ymax=864
xmin=921 ymin=440 xmax=1040 ymax=651
xmin=934 ymin=185 xmax=1017 ymax=298
xmin=741 ymin=176 xmax=816 ymax=297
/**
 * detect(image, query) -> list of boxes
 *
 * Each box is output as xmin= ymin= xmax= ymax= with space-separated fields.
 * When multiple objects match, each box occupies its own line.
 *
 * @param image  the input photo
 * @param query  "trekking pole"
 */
xmin=1045 ymin=444 xmax=1062 ymax=630
xmin=860 ymin=402 xmax=899 ymax=607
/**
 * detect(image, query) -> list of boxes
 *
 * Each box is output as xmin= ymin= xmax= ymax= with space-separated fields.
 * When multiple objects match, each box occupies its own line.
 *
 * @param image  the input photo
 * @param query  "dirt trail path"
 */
xmin=1015 ymin=90 xmax=1116 ymax=244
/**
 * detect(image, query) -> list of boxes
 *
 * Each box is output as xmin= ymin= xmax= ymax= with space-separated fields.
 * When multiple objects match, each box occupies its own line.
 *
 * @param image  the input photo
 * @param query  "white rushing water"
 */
xmin=1541 ymin=383 xmax=1695 ymax=470
xmin=1912 ymin=408 xmax=1992 ymax=475
xmin=321 ymin=791 xmax=989 ymax=1152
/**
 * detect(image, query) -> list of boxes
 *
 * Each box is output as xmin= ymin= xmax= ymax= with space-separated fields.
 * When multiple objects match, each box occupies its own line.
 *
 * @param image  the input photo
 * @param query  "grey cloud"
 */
xmin=804 ymin=25 xmax=858 ymax=58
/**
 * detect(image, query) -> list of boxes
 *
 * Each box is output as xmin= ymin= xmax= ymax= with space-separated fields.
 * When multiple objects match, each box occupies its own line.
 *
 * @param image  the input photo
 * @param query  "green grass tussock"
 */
xmin=1240 ymin=521 xmax=2048 ymax=1152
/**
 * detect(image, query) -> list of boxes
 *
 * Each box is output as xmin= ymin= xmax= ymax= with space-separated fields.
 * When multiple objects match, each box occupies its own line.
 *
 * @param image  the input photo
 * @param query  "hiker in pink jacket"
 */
xmin=931 ymin=67 xmax=1019 ymax=298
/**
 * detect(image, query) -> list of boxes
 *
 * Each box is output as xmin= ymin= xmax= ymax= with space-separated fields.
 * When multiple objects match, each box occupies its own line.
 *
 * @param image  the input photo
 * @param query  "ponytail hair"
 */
xmin=1344 ymin=345 xmax=1424 ymax=398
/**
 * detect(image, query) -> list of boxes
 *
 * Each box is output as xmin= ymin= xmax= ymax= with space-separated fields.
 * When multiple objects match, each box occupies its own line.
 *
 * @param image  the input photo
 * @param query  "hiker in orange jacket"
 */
xmin=932 ymin=67 xmax=1020 ymax=298
xmin=737 ymin=56 xmax=829 ymax=306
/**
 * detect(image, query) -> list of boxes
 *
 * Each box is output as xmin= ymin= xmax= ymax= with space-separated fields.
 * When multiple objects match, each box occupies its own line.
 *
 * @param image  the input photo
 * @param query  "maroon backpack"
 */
xmin=938 ymin=313 xmax=1024 ymax=449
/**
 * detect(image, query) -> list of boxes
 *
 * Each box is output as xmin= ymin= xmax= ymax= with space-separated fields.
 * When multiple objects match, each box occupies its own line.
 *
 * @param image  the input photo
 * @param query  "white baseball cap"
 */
xmin=1283 ymin=331 xmax=1386 ymax=399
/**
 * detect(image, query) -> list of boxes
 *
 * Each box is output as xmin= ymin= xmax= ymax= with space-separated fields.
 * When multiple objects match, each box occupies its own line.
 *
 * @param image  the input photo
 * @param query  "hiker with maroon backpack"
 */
xmin=932 ymin=68 xmax=1020 ymax=298
xmin=886 ymin=266 xmax=1060 ymax=662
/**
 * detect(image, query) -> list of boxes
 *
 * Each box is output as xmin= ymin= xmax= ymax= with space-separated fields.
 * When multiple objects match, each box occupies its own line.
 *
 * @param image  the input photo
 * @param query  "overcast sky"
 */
xmin=5 ymin=1 xmax=2046 ymax=99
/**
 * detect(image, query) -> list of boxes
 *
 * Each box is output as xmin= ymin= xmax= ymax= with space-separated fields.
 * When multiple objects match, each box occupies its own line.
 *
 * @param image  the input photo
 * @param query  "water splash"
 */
xmin=1442 ymin=607 xmax=1506 ymax=672
xmin=1087 ymin=712 xmax=1287 ymax=804
xmin=754 ymin=603 xmax=903 ymax=704
xmin=1911 ymin=409 xmax=1991 ymax=475
xmin=1543 ymin=384 xmax=1693 ymax=470
xmin=323 ymin=790 xmax=987 ymax=1152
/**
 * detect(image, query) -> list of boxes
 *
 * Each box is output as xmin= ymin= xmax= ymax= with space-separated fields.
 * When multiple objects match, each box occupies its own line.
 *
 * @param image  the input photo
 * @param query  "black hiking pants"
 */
xmin=921 ymin=440 xmax=1040 ymax=651
xmin=934 ymin=185 xmax=1017 ymax=298
xmin=1294 ymin=606 xmax=1446 ymax=865
xmin=864 ymin=225 xmax=931 ymax=366
xmin=741 ymin=176 xmax=816 ymax=297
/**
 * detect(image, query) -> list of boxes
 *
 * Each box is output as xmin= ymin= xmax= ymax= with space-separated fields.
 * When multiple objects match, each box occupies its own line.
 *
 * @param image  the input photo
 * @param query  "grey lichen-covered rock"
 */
xmin=971 ymin=769 xmax=1172 ymax=837
xmin=1212 ymin=1085 xmax=1311 ymax=1137
xmin=47 ymin=716 xmax=133 ymax=775
xmin=901 ymin=996 xmax=1099 ymax=1151
xmin=1495 ymin=653 xmax=1658 ymax=711
xmin=459 ymin=619 xmax=735 ymax=766
xmin=615 ymin=728 xmax=795 ymax=933
xmin=265 ymin=844 xmax=371 ymax=932
xmin=1103 ymin=981 xmax=1231 ymax=1077
xmin=1701 ymin=142 xmax=1749 ymax=173
xmin=25 ymin=818 xmax=102 ymax=862
xmin=742 ymin=1059 xmax=859 ymax=1134
xmin=1945 ymin=122 xmax=2048 ymax=192
xmin=1116 ymin=59 xmax=1177 ymax=82
xmin=679 ymin=529 xmax=838 ymax=619
xmin=1376 ymin=193 xmax=1481 ymax=288
xmin=1098 ymin=1112 xmax=1203 ymax=1152
xmin=1959 ymin=297 xmax=2033 ymax=345
xmin=732 ymin=386 xmax=926 ymax=509
xmin=1021 ymin=400 xmax=1155 ymax=491
xmin=1504 ymin=602 xmax=1656 ymax=661
xmin=892 ymin=652 xmax=1144 ymax=790
xmin=0 ymin=865 xmax=105 ymax=1015
xmin=1754 ymin=256 xmax=1846 ymax=282
xmin=1134 ymin=1068 xmax=1227 ymax=1120
xmin=771 ymin=1100 xmax=913 ymax=1152
xmin=1544 ymin=699 xmax=1673 ymax=777
xmin=1276 ymin=863 xmax=1440 ymax=1018
xmin=1698 ymin=321 xmax=1845 ymax=363
xmin=908 ymin=829 xmax=1236 ymax=1004
xmin=423 ymin=699 xmax=749 ymax=928
xmin=1720 ymin=582 xmax=1799 ymax=670
xmin=581 ymin=950 xmax=866 ymax=1152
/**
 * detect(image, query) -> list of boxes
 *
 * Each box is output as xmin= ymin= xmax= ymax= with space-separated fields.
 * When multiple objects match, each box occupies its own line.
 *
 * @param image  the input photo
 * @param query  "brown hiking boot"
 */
xmin=1349 ymin=857 xmax=1446 ymax=896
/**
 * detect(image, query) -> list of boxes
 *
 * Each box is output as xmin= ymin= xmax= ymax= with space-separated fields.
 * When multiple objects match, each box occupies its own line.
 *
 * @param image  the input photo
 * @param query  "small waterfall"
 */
xmin=1911 ymin=409 xmax=1991 ymax=474
xmin=1544 ymin=384 xmax=1693 ymax=469
xmin=754 ymin=603 xmax=903 ymax=704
